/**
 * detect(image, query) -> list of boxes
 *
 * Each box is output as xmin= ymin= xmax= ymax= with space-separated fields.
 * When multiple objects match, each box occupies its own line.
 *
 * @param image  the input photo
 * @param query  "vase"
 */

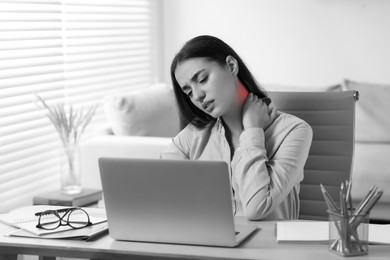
xmin=60 ymin=138 xmax=82 ymax=195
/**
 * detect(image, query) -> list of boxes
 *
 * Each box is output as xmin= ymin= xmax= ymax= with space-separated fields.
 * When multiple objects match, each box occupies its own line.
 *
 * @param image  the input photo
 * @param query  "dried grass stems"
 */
xmin=34 ymin=94 xmax=98 ymax=150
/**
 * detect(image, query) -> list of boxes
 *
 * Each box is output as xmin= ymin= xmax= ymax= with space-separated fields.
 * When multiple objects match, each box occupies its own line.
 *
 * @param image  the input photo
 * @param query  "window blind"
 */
xmin=0 ymin=0 xmax=161 ymax=213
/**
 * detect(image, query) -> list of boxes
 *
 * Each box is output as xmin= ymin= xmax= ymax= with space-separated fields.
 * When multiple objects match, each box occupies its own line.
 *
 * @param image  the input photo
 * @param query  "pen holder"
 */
xmin=328 ymin=211 xmax=369 ymax=257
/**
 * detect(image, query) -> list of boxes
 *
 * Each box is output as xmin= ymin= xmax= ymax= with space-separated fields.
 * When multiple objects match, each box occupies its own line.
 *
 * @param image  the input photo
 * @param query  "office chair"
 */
xmin=269 ymin=90 xmax=359 ymax=220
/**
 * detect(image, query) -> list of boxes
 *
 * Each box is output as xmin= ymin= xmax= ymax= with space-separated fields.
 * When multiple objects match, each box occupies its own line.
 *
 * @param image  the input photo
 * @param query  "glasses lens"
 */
xmin=38 ymin=210 xmax=60 ymax=230
xmin=68 ymin=208 xmax=90 ymax=228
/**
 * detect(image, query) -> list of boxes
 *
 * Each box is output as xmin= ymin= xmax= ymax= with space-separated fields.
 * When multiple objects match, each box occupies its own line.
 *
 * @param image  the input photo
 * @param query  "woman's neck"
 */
xmin=221 ymin=116 xmax=243 ymax=137
xmin=221 ymin=81 xmax=248 ymax=151
xmin=222 ymin=81 xmax=248 ymax=135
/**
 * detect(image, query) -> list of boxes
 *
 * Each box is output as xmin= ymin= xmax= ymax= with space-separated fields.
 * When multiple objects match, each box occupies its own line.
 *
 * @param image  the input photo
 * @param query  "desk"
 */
xmin=1 ymin=208 xmax=389 ymax=260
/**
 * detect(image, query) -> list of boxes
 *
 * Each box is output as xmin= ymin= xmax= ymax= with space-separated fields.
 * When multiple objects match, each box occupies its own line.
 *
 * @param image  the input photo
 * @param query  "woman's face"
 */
xmin=174 ymin=57 xmax=242 ymax=118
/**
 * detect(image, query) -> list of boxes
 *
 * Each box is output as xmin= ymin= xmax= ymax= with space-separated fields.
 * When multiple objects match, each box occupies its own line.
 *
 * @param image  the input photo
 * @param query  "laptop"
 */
xmin=98 ymin=157 xmax=257 ymax=247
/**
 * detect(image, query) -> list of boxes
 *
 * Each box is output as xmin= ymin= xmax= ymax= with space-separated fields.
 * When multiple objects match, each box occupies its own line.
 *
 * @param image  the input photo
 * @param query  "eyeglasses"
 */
xmin=35 ymin=207 xmax=92 ymax=230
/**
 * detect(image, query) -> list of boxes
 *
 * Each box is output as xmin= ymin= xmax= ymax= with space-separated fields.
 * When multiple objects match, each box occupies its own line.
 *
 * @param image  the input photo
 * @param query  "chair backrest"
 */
xmin=268 ymin=90 xmax=359 ymax=220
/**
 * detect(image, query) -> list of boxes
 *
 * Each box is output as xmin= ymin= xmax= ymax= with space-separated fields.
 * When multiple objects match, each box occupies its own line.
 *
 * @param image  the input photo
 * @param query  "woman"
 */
xmin=160 ymin=35 xmax=313 ymax=220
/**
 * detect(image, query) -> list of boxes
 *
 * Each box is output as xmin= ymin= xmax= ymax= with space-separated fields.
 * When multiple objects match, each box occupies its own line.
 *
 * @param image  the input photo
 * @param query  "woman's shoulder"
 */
xmin=268 ymin=112 xmax=313 ymax=146
xmin=174 ymin=121 xmax=217 ymax=142
xmin=274 ymin=111 xmax=312 ymax=131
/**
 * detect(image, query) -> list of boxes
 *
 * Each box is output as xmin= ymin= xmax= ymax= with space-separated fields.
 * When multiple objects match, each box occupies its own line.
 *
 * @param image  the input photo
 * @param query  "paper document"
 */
xmin=276 ymin=221 xmax=390 ymax=244
xmin=276 ymin=221 xmax=329 ymax=242
xmin=0 ymin=205 xmax=107 ymax=236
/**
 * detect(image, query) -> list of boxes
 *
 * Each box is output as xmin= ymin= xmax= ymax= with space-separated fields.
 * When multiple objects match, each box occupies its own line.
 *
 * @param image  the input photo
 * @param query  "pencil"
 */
xmin=320 ymin=184 xmax=339 ymax=212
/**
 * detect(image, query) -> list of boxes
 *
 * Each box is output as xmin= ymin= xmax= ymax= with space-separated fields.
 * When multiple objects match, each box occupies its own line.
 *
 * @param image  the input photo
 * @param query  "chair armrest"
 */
xmin=80 ymin=135 xmax=171 ymax=190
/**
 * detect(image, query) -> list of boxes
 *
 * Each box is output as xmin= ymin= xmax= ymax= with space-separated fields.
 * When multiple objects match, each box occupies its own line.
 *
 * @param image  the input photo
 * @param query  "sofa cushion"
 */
xmin=343 ymin=79 xmax=390 ymax=142
xmin=264 ymin=83 xmax=342 ymax=92
xmin=103 ymin=83 xmax=180 ymax=137
xmin=351 ymin=142 xmax=390 ymax=220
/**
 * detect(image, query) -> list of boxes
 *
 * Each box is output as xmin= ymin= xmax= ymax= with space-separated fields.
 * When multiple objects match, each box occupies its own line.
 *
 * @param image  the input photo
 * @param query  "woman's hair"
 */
xmin=170 ymin=35 xmax=267 ymax=130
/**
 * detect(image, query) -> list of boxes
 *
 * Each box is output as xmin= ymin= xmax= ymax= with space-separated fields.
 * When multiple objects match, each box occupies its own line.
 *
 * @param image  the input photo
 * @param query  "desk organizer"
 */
xmin=329 ymin=211 xmax=369 ymax=256
xmin=321 ymin=181 xmax=383 ymax=257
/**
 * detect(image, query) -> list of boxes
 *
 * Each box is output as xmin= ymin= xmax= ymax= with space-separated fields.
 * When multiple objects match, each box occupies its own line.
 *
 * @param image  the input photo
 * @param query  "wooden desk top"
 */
xmin=0 ymin=208 xmax=389 ymax=260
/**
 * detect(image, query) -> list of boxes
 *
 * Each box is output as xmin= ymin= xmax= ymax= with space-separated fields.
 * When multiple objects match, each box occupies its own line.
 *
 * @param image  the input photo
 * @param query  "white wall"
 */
xmin=162 ymin=0 xmax=390 ymax=87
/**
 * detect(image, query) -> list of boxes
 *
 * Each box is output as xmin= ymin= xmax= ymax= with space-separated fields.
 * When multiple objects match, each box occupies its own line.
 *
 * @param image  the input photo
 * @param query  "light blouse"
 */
xmin=160 ymin=110 xmax=313 ymax=220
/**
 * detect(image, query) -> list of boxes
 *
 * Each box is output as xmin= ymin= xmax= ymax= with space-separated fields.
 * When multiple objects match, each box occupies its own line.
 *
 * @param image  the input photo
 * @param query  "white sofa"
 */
xmin=81 ymin=81 xmax=390 ymax=222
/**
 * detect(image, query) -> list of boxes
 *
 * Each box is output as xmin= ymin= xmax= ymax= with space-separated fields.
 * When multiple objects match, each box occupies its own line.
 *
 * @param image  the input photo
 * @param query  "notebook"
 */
xmin=0 ymin=205 xmax=107 ymax=236
xmin=98 ymin=157 xmax=257 ymax=247
xmin=276 ymin=220 xmax=390 ymax=244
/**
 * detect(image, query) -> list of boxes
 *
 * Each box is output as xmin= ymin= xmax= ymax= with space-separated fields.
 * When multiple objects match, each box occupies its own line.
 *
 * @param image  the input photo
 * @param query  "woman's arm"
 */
xmin=159 ymin=129 xmax=191 ymax=160
xmin=159 ymin=139 xmax=188 ymax=159
xmin=231 ymin=121 xmax=313 ymax=220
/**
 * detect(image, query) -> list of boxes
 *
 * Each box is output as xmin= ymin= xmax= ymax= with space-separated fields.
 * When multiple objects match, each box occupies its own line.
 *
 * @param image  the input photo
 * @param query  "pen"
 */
xmin=350 ymin=189 xmax=383 ymax=231
xmin=340 ymin=183 xmax=347 ymax=217
xmin=352 ymin=185 xmax=377 ymax=216
xmin=345 ymin=180 xmax=353 ymax=212
xmin=361 ymin=189 xmax=383 ymax=215
xmin=340 ymin=183 xmax=350 ymax=253
xmin=350 ymin=186 xmax=381 ymax=228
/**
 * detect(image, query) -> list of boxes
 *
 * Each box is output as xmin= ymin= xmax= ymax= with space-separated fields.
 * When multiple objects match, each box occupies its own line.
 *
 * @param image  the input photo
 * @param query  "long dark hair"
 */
xmin=171 ymin=35 xmax=267 ymax=130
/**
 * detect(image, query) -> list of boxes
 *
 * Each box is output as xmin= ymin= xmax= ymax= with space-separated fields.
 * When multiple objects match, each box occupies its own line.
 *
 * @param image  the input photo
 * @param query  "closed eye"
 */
xmin=181 ymin=85 xmax=192 ymax=97
xmin=198 ymin=75 xmax=208 ymax=84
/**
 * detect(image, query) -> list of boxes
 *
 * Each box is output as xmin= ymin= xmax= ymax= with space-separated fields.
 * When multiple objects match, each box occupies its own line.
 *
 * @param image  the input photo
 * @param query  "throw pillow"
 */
xmin=343 ymin=79 xmax=390 ymax=142
xmin=103 ymin=83 xmax=180 ymax=137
